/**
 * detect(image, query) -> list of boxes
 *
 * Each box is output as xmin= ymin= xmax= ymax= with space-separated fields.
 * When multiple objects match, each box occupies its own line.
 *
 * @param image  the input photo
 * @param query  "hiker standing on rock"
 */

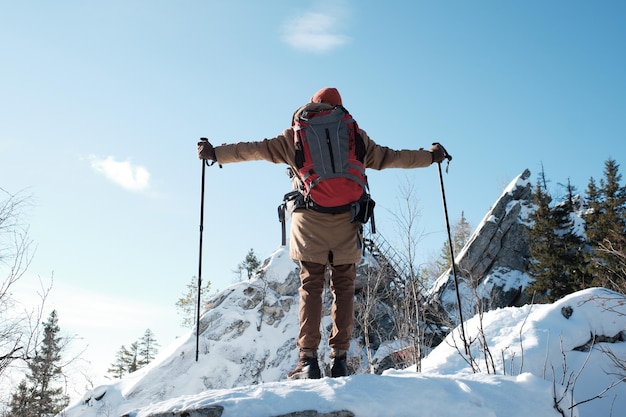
xmin=198 ymin=87 xmax=447 ymax=379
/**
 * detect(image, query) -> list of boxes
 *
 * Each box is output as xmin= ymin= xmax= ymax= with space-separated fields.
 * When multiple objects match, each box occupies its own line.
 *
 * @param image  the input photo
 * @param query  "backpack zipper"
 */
xmin=325 ymin=128 xmax=336 ymax=173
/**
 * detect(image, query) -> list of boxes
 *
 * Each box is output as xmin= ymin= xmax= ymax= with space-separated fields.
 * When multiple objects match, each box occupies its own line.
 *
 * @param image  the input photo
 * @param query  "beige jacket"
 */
xmin=214 ymin=103 xmax=433 ymax=265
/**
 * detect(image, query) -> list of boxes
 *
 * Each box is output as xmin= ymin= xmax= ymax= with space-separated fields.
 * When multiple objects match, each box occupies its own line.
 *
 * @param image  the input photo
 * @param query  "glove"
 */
xmin=429 ymin=143 xmax=449 ymax=164
xmin=197 ymin=138 xmax=217 ymax=161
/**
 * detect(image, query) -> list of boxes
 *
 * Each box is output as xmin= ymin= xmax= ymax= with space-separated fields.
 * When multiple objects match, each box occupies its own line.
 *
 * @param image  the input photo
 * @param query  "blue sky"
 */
xmin=1 ymin=1 xmax=625 ymax=388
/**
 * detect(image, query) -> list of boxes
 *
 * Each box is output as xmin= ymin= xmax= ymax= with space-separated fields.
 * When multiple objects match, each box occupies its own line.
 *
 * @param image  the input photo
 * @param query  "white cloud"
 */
xmin=282 ymin=5 xmax=351 ymax=53
xmin=89 ymin=155 xmax=150 ymax=192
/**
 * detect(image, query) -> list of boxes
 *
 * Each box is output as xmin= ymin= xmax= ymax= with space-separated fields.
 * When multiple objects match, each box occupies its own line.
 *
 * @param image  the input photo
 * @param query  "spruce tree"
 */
xmin=127 ymin=342 xmax=139 ymax=373
xmin=107 ymin=343 xmax=139 ymax=379
xmin=435 ymin=212 xmax=472 ymax=275
xmin=527 ymin=174 xmax=557 ymax=299
xmin=107 ymin=331 xmax=159 ymax=379
xmin=527 ymin=172 xmax=586 ymax=301
xmin=551 ymin=200 xmax=587 ymax=294
xmin=558 ymin=178 xmax=589 ymax=290
xmin=176 ymin=276 xmax=212 ymax=328
xmin=235 ymin=248 xmax=262 ymax=280
xmin=8 ymin=310 xmax=69 ymax=417
xmin=584 ymin=158 xmax=626 ymax=290
xmin=107 ymin=345 xmax=131 ymax=379
xmin=138 ymin=329 xmax=159 ymax=367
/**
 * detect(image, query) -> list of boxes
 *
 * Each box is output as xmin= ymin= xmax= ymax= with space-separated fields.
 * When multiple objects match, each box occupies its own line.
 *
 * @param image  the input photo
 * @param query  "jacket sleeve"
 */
xmin=361 ymin=130 xmax=433 ymax=170
xmin=214 ymin=129 xmax=295 ymax=165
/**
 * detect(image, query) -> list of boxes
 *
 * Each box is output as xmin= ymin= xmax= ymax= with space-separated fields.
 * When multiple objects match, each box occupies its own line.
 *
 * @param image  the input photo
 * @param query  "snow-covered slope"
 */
xmin=124 ymin=247 xmax=302 ymax=399
xmin=62 ymin=281 xmax=626 ymax=417
xmin=423 ymin=287 xmax=626 ymax=416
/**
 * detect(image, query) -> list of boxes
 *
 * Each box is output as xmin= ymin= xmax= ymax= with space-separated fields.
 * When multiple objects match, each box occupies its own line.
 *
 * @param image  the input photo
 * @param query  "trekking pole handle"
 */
xmin=432 ymin=142 xmax=452 ymax=162
xmin=199 ymin=137 xmax=221 ymax=168
xmin=199 ymin=137 xmax=210 ymax=167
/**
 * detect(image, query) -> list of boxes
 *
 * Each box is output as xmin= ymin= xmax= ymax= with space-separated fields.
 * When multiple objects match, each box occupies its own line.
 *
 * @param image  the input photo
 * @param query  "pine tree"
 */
xmin=8 ymin=310 xmax=69 ymax=416
xmin=584 ymin=158 xmax=626 ymax=290
xmin=9 ymin=381 xmax=32 ymax=415
xmin=452 ymin=211 xmax=472 ymax=259
xmin=176 ymin=276 xmax=212 ymax=328
xmin=106 ymin=331 xmax=159 ymax=380
xmin=583 ymin=176 xmax=603 ymax=279
xmin=138 ymin=329 xmax=159 ymax=367
xmin=527 ymin=173 xmax=556 ymax=298
xmin=552 ymin=201 xmax=587 ymax=294
xmin=107 ymin=345 xmax=131 ymax=379
xmin=527 ymin=172 xmax=586 ymax=301
xmin=434 ymin=212 xmax=472 ymax=277
xmin=235 ymin=248 xmax=262 ymax=280
xmin=127 ymin=342 xmax=139 ymax=373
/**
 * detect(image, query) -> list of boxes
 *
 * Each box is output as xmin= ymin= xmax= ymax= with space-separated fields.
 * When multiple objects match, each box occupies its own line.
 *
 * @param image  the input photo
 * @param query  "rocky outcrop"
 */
xmin=427 ymin=169 xmax=535 ymax=324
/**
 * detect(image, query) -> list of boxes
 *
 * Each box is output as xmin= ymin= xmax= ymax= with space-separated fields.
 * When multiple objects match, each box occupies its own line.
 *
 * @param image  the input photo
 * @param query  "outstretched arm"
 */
xmin=197 ymin=130 xmax=295 ymax=166
xmin=361 ymin=130 xmax=445 ymax=170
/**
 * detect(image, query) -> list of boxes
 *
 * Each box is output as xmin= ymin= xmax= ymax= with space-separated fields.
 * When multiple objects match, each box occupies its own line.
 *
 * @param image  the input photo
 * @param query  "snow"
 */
xmin=118 ymin=373 xmax=558 ymax=417
xmin=421 ymin=288 xmax=626 ymax=416
xmin=259 ymin=247 xmax=298 ymax=283
xmin=60 ymin=263 xmax=626 ymax=417
xmin=503 ymin=171 xmax=531 ymax=196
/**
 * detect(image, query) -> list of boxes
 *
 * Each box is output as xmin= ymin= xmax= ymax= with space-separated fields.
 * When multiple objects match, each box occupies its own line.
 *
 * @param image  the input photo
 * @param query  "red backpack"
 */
xmin=293 ymin=105 xmax=367 ymax=212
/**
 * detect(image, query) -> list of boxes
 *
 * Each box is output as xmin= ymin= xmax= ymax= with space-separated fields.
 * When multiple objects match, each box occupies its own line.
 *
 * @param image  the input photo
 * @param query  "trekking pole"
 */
xmin=434 ymin=143 xmax=469 ymax=356
xmin=196 ymin=138 xmax=209 ymax=362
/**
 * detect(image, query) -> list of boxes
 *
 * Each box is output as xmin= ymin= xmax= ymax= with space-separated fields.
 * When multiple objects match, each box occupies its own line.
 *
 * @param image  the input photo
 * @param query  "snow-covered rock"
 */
xmin=428 ymin=169 xmax=535 ymax=323
xmin=62 ymin=288 xmax=626 ymax=417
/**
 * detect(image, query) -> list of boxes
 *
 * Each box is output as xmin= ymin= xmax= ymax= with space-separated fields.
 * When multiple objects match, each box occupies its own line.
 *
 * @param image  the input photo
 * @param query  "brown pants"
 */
xmin=297 ymin=260 xmax=355 ymax=352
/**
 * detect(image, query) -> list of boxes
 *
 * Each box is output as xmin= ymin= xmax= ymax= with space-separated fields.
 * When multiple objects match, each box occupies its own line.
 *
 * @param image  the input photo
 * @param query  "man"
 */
xmin=198 ymin=87 xmax=447 ymax=379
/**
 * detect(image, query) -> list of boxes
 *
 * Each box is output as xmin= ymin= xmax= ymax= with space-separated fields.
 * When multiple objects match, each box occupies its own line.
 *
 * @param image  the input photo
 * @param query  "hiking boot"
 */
xmin=288 ymin=350 xmax=321 ymax=380
xmin=330 ymin=352 xmax=348 ymax=378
